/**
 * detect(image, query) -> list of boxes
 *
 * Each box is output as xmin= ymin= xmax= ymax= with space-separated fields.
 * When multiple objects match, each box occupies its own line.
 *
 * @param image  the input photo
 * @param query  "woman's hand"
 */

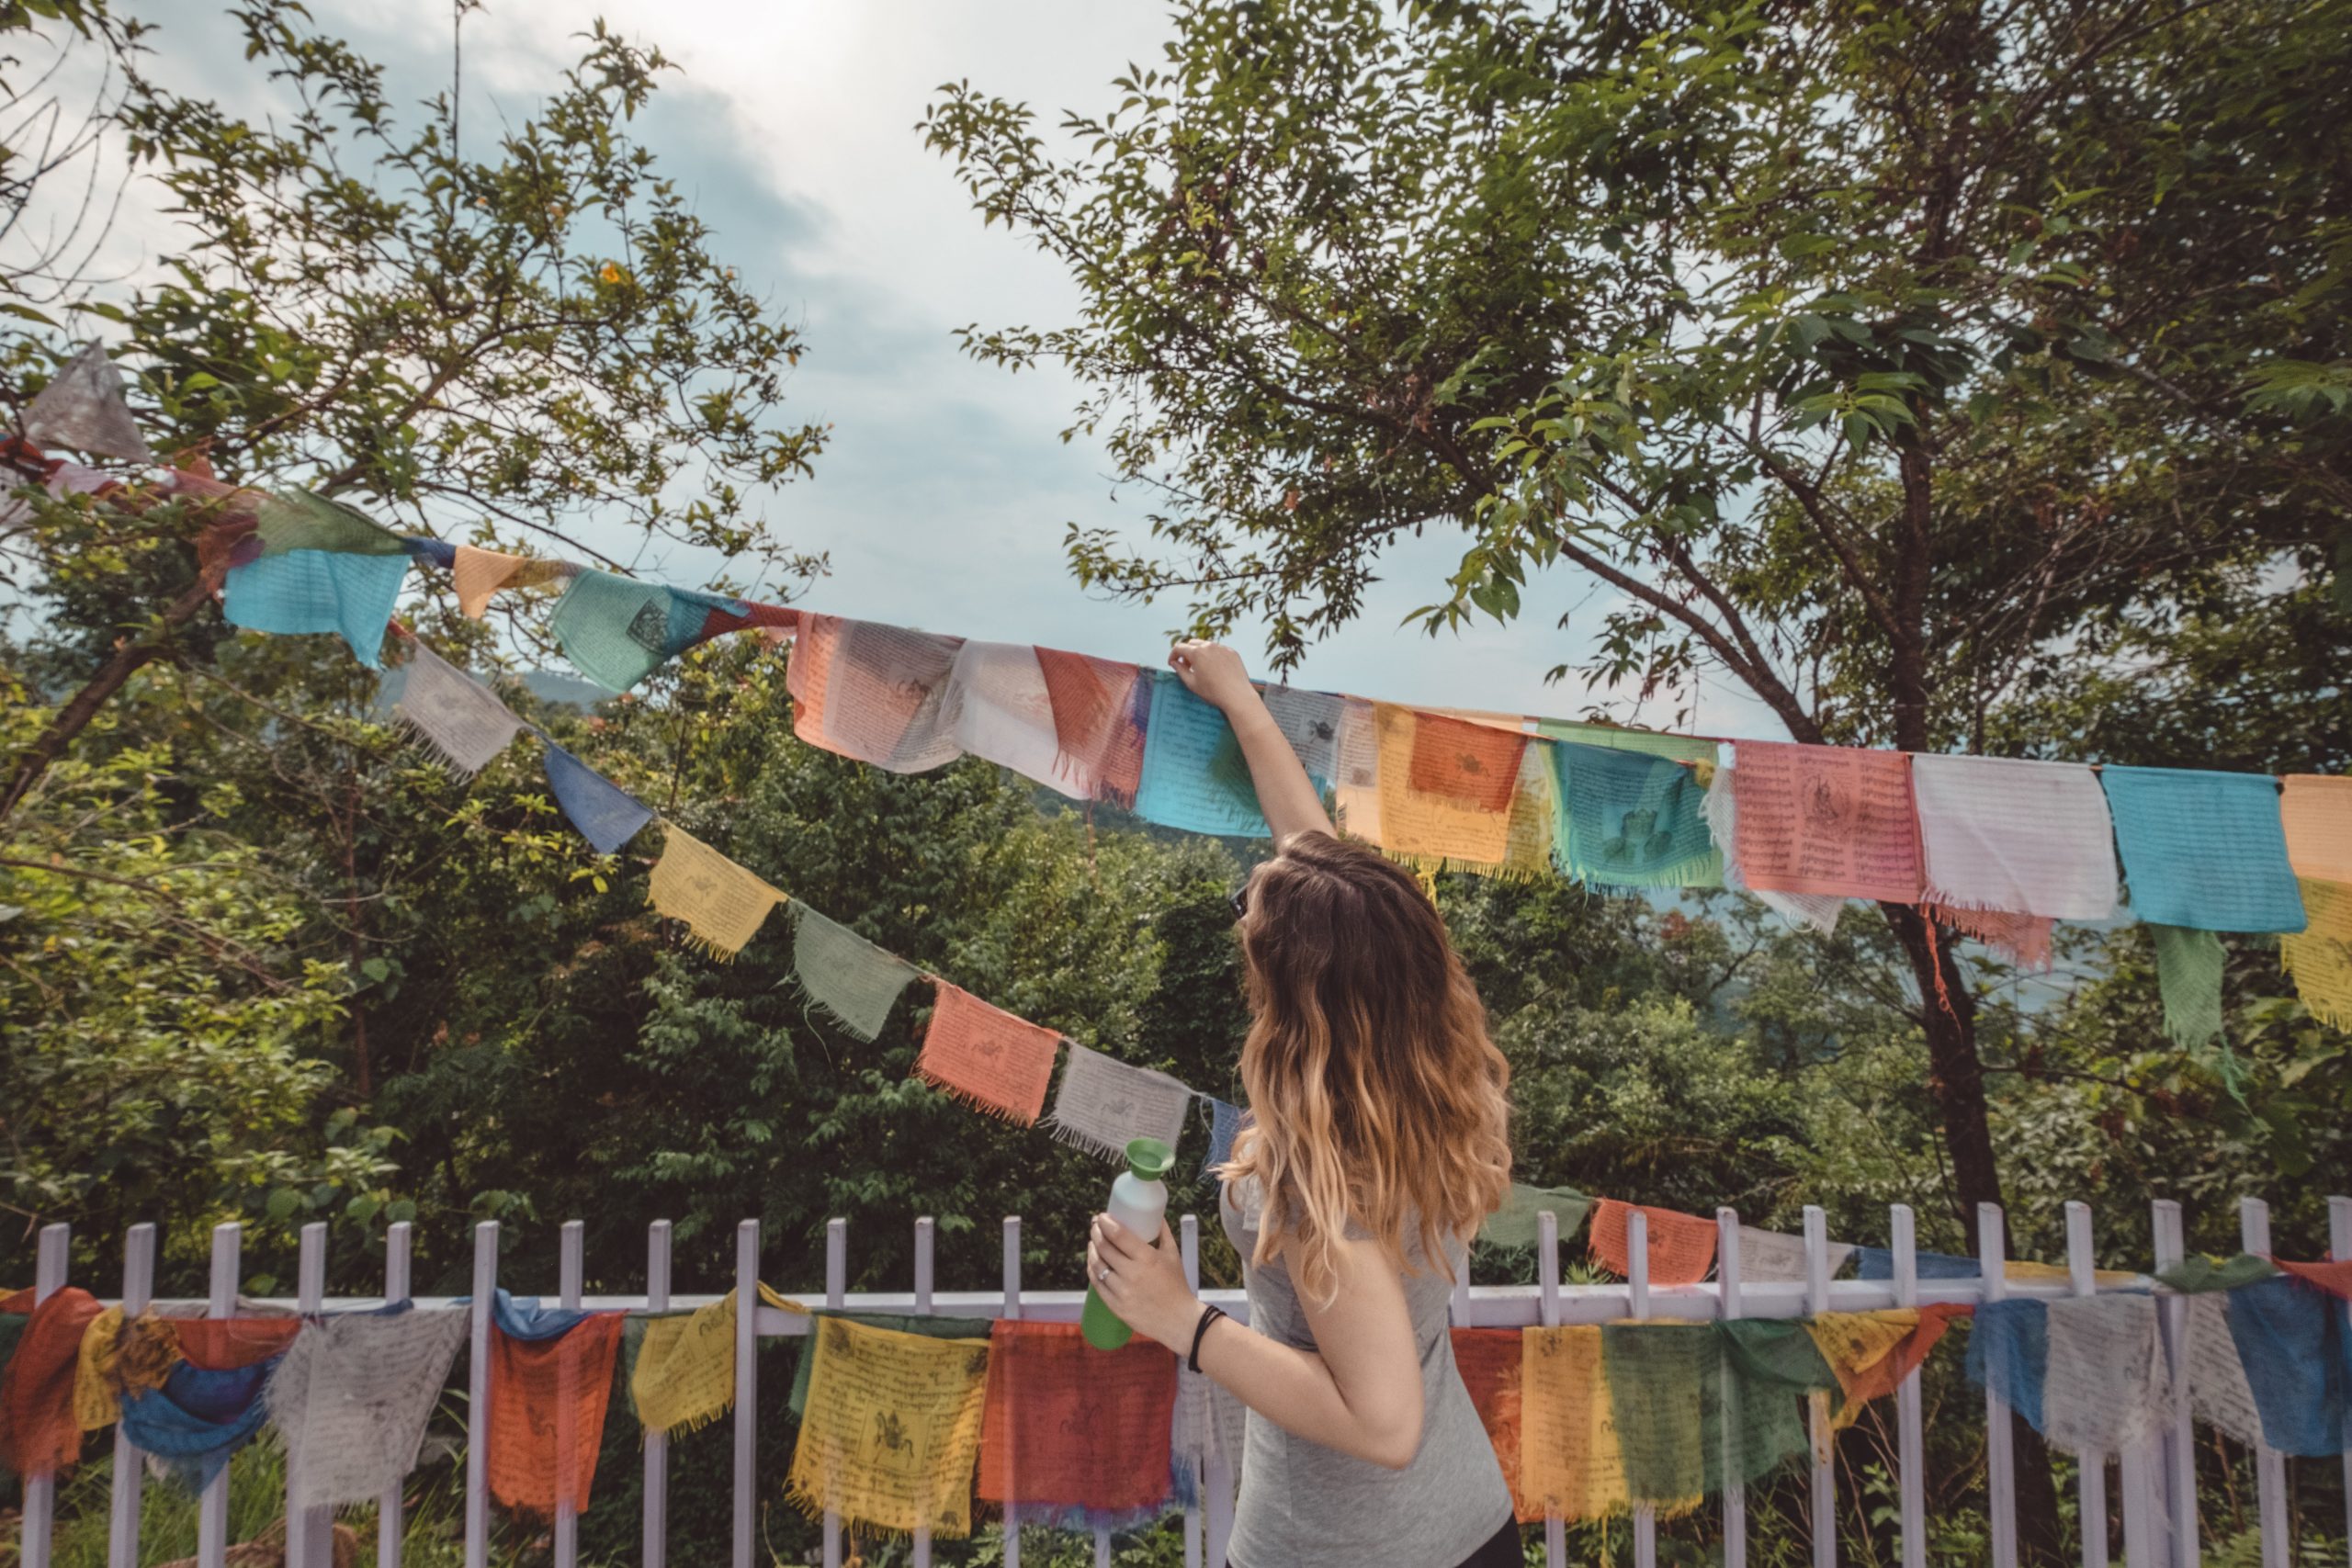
xmin=1168 ymin=639 xmax=1257 ymax=716
xmin=1087 ymin=1213 xmax=1198 ymax=1352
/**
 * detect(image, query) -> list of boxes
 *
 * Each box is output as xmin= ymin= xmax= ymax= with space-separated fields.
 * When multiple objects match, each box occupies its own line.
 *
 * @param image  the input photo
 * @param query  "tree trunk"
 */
xmin=1883 ymin=899 xmax=2066 ymax=1563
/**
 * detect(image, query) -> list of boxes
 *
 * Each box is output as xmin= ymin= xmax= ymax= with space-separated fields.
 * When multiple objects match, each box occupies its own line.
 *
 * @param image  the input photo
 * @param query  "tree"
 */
xmin=3 ymin=0 xmax=828 ymax=818
xmin=925 ymin=0 xmax=2351 ymax=1551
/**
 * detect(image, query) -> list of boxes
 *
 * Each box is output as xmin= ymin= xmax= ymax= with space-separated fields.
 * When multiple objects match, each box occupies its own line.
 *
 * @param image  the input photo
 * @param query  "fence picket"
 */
xmin=1631 ymin=1209 xmax=1657 ymax=1568
xmin=912 ymin=1215 xmax=935 ymax=1568
xmin=199 ymin=1223 xmax=240 ymax=1568
xmin=464 ymin=1221 xmax=497 ymax=1568
xmin=2150 ymin=1200 xmax=2197 ymax=1568
xmin=1716 ymin=1210 xmax=1747 ymax=1568
xmin=1542 ymin=1208 xmax=1567 ymax=1568
xmin=106 ymin=1224 xmax=153 ymax=1568
xmin=1891 ymin=1204 xmax=1928 ymax=1568
xmin=733 ymin=1218 xmax=760 ymax=1568
xmin=643 ymin=1220 xmax=672 ymax=1568
xmin=2238 ymin=1198 xmax=2290 ymax=1568
xmin=1806 ymin=1205 xmax=1837 ymax=1568
xmin=2331 ymin=1195 xmax=2352 ymax=1568
xmin=1007 ymin=1215 xmax=1026 ymax=1568
xmin=381 ymin=1222 xmax=413 ymax=1568
xmin=822 ymin=1217 xmax=847 ymax=1568
xmin=1178 ymin=1214 xmax=1198 ymax=1568
xmin=20 ymin=1222 xmax=70 ymax=1568
xmin=554 ymin=1221 xmax=584 ymax=1568
xmin=1979 ymin=1203 xmax=2019 ymax=1568
xmin=2064 ymin=1202 xmax=2111 ymax=1568
xmin=288 ymin=1223 xmax=331 ymax=1568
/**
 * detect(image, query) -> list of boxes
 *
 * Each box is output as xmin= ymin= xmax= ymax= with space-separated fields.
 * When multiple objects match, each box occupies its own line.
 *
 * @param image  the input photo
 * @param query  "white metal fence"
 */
xmin=13 ymin=1193 xmax=2351 ymax=1568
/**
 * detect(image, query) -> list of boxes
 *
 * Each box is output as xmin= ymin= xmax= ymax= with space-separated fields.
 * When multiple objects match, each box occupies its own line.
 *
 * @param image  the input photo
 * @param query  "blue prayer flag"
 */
xmin=542 ymin=743 xmax=653 ymax=855
xmin=1134 ymin=673 xmax=1273 ymax=837
xmin=119 ymin=1359 xmax=276 ymax=1492
xmin=2099 ymin=766 xmax=2305 ymax=932
xmin=1965 ymin=1298 xmax=2049 ymax=1434
xmin=2223 ymin=1275 xmax=2346 ymax=1457
xmin=221 ymin=549 xmax=409 ymax=665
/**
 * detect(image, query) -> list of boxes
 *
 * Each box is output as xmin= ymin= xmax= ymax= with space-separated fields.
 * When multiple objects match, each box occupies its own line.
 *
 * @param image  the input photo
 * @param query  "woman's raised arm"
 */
xmin=1167 ymin=638 xmax=1336 ymax=844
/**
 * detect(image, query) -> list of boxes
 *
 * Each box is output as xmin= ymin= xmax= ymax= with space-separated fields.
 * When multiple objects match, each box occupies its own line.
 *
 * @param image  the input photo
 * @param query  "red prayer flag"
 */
xmin=1733 ymin=741 xmax=1924 ymax=904
xmin=2274 ymin=1258 xmax=2352 ymax=1301
xmin=1407 ymin=712 xmax=1528 ymax=813
xmin=914 ymin=982 xmax=1061 ymax=1125
xmin=487 ymin=1314 xmax=624 ymax=1517
xmin=1035 ymin=647 xmax=1149 ymax=807
xmin=1838 ymin=1302 xmax=1973 ymax=1410
xmin=1588 ymin=1200 xmax=1718 ymax=1287
xmin=174 ymin=1316 xmax=301 ymax=1371
xmin=976 ymin=1320 xmax=1176 ymax=1517
xmin=1452 ymin=1327 xmax=1540 ymax=1523
xmin=0 ymin=1286 xmax=104 ymax=1477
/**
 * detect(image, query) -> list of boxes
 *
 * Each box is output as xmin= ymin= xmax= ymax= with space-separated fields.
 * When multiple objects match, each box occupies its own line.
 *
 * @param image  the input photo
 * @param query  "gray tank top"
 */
xmin=1219 ymin=1178 xmax=1514 ymax=1568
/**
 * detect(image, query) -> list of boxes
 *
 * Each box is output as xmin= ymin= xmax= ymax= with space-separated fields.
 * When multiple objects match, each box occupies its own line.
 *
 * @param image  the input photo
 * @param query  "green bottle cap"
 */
xmin=1125 ymin=1136 xmax=1173 ymax=1180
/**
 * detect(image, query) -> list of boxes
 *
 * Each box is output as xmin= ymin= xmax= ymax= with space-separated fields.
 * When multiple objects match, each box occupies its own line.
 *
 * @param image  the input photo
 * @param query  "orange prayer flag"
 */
xmin=1408 ymin=710 xmax=1528 ymax=812
xmin=1035 ymin=647 xmax=1148 ymax=807
xmin=1452 ymin=1326 xmax=1540 ymax=1523
xmin=1587 ymin=1201 xmax=1717 ymax=1287
xmin=487 ymin=1314 xmax=624 ymax=1517
xmin=2 ymin=1288 xmax=31 ymax=1313
xmin=976 ymin=1320 xmax=1176 ymax=1519
xmin=0 ymin=1286 xmax=104 ymax=1478
xmin=913 ymin=982 xmax=1061 ymax=1125
xmin=2273 ymin=1258 xmax=2352 ymax=1301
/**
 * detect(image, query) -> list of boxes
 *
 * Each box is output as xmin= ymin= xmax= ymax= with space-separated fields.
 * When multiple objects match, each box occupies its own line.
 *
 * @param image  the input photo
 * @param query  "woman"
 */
xmin=1086 ymin=640 xmax=1520 ymax=1568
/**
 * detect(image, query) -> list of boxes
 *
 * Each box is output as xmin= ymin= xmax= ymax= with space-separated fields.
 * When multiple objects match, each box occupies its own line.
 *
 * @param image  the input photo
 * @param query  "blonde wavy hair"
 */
xmin=1221 ymin=831 xmax=1512 ymax=1303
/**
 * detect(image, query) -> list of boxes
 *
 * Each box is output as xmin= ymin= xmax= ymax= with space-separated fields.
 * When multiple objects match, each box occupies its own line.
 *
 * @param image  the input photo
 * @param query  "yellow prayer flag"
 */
xmin=72 ymin=1305 xmax=125 ymax=1432
xmin=2281 ymin=877 xmax=2352 ymax=1030
xmin=1803 ymin=1310 xmax=1917 ymax=1430
xmin=786 ymin=1316 xmax=991 ymax=1540
xmin=647 ymin=825 xmax=786 ymax=960
xmin=1373 ymin=704 xmax=1521 ymax=871
xmin=1519 ymin=1325 xmax=1632 ymax=1524
xmin=631 ymin=1285 xmax=802 ymax=1438
xmin=2004 ymin=1260 xmax=2140 ymax=1287
xmin=452 ymin=546 xmax=569 ymax=620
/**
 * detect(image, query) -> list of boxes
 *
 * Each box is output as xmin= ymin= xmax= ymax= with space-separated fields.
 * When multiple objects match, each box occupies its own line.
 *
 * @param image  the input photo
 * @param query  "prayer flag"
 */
xmin=2280 ymin=774 xmax=2352 ymax=883
xmin=786 ymin=1313 xmax=993 ymax=1419
xmin=1532 ymin=717 xmax=1716 ymax=767
xmin=949 ymin=641 xmax=1082 ymax=798
xmin=2219 ymin=1275 xmax=2346 ymax=1457
xmin=487 ymin=1312 xmax=623 ymax=1517
xmin=1598 ymin=1325 xmax=1713 ymax=1509
xmin=72 ymin=1308 xmax=175 ymax=1433
xmin=253 ymin=490 xmax=407 ymax=557
xmin=1519 ymin=1326 xmax=1631 ymax=1522
xmin=266 ymin=1305 xmax=468 ymax=1507
xmin=2156 ymin=1254 xmax=2279 ymax=1293
xmin=23 ymin=342 xmax=153 ymax=461
xmin=221 ymin=549 xmax=409 ymax=665
xmin=453 ymin=545 xmax=570 ymax=619
xmin=791 ymin=904 xmax=920 ymax=1041
xmin=915 ymin=982 xmax=1061 ymax=1125
xmin=0 ymin=1287 xmax=103 ymax=1476
xmin=1200 ymin=1097 xmax=1245 ymax=1179
xmin=1588 ymin=1200 xmax=1717 ymax=1287
xmin=1035 ymin=648 xmax=1150 ymax=807
xmin=1452 ymin=1327 xmax=1540 ymax=1522
xmin=120 ymin=1359 xmax=277 ymax=1492
xmin=788 ymin=615 xmax=967 ymax=773
xmin=1733 ymin=1227 xmax=1855 ymax=1284
xmin=1713 ymin=1318 xmax=1838 ymax=1475
xmin=1261 ymin=686 xmax=1346 ymax=784
xmin=2037 ymin=1295 xmax=2171 ymax=1457
xmin=1912 ymin=755 xmax=2118 ymax=953
xmin=1373 ymin=704 xmax=1518 ymax=870
xmin=2150 ymin=924 xmax=2226 ymax=1046
xmin=1965 ymin=1298 xmax=2049 ymax=1432
xmin=2100 ymin=766 xmax=2305 ymax=932
xmin=2182 ymin=1293 xmax=2265 ymax=1447
xmin=174 ymin=1315 xmax=301 ymax=1370
xmin=1331 ymin=698 xmax=1384 ymax=842
xmin=395 ymin=641 xmax=522 ymax=777
xmin=2280 ymin=877 xmax=2352 ymax=1030
xmin=1729 ymin=741 xmax=1923 ymax=904
xmin=1046 ymin=1042 xmax=1193 ymax=1162
xmin=548 ymin=570 xmax=752 ymax=692
xmin=647 ymin=825 xmax=786 ymax=960
xmin=542 ymin=743 xmax=654 ymax=854
xmin=1804 ymin=1307 xmax=1968 ymax=1427
xmin=1481 ymin=1185 xmax=1592 ymax=1253
xmin=1172 ymin=1357 xmax=1249 ymax=1505
xmin=1702 ymin=767 xmax=1845 ymax=932
xmin=1135 ymin=672 xmax=1272 ymax=837
xmin=786 ymin=1315 xmax=993 ymax=1540
xmin=1548 ymin=741 xmax=1722 ymax=888
xmin=2273 ymin=1258 xmax=2352 ymax=1302
xmin=977 ymin=1320 xmax=1176 ymax=1526
xmin=628 ymin=1284 xmax=796 ymax=1438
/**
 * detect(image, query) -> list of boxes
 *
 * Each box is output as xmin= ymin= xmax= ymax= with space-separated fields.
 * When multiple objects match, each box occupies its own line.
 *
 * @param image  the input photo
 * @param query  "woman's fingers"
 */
xmin=1093 ymin=1213 xmax=1149 ymax=1261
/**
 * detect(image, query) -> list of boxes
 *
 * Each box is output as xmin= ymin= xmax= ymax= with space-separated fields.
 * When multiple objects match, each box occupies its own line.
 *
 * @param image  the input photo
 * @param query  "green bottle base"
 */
xmin=1080 ymin=1284 xmax=1133 ymax=1349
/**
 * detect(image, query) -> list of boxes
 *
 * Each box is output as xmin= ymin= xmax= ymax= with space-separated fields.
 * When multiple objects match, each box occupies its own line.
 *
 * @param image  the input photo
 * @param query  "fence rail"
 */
xmin=13 ymin=1194 xmax=2352 ymax=1568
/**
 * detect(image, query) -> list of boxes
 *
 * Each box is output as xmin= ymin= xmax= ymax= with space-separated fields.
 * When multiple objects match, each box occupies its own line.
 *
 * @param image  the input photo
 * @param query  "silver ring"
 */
xmin=1096 ymin=1267 xmax=1111 ymax=1283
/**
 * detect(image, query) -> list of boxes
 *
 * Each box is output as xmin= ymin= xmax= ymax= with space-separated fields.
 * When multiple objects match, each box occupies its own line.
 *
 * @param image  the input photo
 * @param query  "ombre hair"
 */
xmin=1221 ymin=831 xmax=1512 ymax=1303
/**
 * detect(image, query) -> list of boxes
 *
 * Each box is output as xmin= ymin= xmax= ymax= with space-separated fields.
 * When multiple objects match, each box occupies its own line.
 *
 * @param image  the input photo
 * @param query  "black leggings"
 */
xmin=1229 ymin=1513 xmax=1521 ymax=1568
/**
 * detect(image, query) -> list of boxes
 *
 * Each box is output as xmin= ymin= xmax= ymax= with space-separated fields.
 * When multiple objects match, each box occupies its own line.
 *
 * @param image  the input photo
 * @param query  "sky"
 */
xmin=85 ymin=0 xmax=1781 ymax=737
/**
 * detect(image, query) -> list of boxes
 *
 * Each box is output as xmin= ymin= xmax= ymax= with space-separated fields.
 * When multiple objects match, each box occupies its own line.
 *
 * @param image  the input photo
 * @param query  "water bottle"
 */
xmin=1082 ymin=1136 xmax=1175 ymax=1349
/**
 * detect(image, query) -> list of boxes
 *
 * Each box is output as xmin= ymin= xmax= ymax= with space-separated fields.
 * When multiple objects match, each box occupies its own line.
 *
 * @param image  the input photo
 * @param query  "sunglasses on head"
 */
xmin=1229 ymin=886 xmax=1250 ymax=923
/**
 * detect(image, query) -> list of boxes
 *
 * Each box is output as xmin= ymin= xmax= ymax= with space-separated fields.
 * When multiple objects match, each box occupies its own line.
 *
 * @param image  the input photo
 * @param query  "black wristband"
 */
xmin=1187 ymin=1303 xmax=1228 ymax=1373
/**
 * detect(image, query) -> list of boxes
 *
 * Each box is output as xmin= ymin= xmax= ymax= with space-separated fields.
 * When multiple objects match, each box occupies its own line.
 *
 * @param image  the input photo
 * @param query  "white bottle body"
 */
xmin=1106 ymin=1169 xmax=1168 ymax=1244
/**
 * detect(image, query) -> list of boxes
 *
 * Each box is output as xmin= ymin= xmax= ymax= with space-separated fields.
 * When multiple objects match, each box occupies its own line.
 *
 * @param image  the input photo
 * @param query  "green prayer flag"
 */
xmin=1603 ymin=1322 xmax=1824 ymax=1508
xmin=786 ymin=1311 xmax=992 ymax=1418
xmin=254 ymin=490 xmax=407 ymax=557
xmin=1534 ymin=718 xmax=1717 ymax=767
xmin=1482 ymin=1184 xmax=1592 ymax=1251
xmin=1549 ymin=740 xmax=1723 ymax=888
xmin=2154 ymin=1253 xmax=2279 ymax=1293
xmin=791 ymin=905 xmax=921 ymax=1042
xmin=2151 ymin=924 xmax=2225 ymax=1047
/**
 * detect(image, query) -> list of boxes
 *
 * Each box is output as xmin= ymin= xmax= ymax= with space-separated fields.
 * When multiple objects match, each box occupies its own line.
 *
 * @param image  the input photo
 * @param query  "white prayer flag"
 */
xmin=1911 ymin=754 xmax=2119 ymax=921
xmin=266 ymin=1306 xmax=468 ymax=1508
xmin=395 ymin=642 xmax=523 ymax=776
xmin=24 ymin=343 xmax=154 ymax=462
xmin=2041 ymin=1295 xmax=2171 ymax=1457
xmin=1046 ymin=1041 xmax=1192 ymax=1161
xmin=2182 ymin=1294 xmax=2263 ymax=1446
xmin=1732 ymin=1226 xmax=1855 ymax=1283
